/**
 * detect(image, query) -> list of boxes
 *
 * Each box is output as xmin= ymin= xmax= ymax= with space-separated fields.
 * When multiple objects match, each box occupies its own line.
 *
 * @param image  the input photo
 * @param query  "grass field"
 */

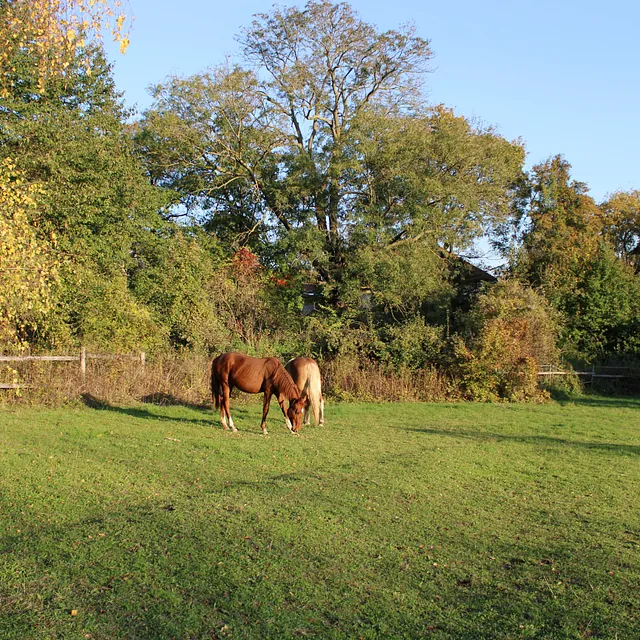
xmin=1 ymin=396 xmax=639 ymax=639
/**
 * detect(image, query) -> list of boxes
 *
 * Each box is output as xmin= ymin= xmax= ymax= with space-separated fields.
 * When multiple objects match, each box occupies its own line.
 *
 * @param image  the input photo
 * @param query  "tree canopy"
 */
xmin=136 ymin=2 xmax=525 ymax=318
xmin=1 ymin=0 xmax=638 ymax=394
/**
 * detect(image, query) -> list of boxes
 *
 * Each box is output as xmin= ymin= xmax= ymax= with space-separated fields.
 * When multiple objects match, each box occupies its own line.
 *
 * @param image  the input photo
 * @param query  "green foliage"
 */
xmin=539 ymin=370 xmax=584 ymax=400
xmin=382 ymin=316 xmax=447 ymax=369
xmin=351 ymin=107 xmax=526 ymax=253
xmin=0 ymin=45 xmax=169 ymax=350
xmin=128 ymin=227 xmax=229 ymax=352
xmin=553 ymin=243 xmax=640 ymax=362
xmin=458 ymin=279 xmax=559 ymax=401
xmin=344 ymin=241 xmax=447 ymax=319
xmin=600 ymin=189 xmax=640 ymax=268
xmin=72 ymin=272 xmax=166 ymax=352
xmin=514 ymin=155 xmax=604 ymax=284
xmin=299 ymin=312 xmax=386 ymax=363
xmin=506 ymin=156 xmax=640 ymax=366
xmin=136 ymin=5 xmax=524 ymax=312
xmin=3 ymin=0 xmax=639 ymax=397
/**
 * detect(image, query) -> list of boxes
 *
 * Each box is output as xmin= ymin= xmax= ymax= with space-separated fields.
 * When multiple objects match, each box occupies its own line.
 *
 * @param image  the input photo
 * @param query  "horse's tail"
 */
xmin=306 ymin=363 xmax=323 ymax=425
xmin=210 ymin=359 xmax=221 ymax=409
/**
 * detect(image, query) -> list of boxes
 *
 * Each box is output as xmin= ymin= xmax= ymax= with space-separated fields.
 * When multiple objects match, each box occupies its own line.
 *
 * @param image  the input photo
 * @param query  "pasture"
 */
xmin=1 ymin=398 xmax=639 ymax=639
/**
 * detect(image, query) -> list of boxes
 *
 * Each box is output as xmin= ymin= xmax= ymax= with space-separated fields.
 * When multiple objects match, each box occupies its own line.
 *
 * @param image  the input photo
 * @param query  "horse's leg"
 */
xmin=319 ymin=395 xmax=325 ymax=425
xmin=300 ymin=375 xmax=310 ymax=425
xmin=277 ymin=395 xmax=295 ymax=433
xmin=260 ymin=390 xmax=272 ymax=435
xmin=221 ymin=384 xmax=237 ymax=432
xmin=218 ymin=381 xmax=228 ymax=431
xmin=303 ymin=393 xmax=311 ymax=426
xmin=220 ymin=405 xmax=228 ymax=430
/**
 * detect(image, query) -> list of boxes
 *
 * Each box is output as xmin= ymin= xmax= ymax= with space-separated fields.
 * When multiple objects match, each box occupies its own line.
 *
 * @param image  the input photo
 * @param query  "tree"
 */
xmin=0 ymin=0 xmax=131 ymax=95
xmin=136 ymin=1 xmax=525 ymax=315
xmin=458 ymin=279 xmax=559 ymax=401
xmin=236 ymin=0 xmax=432 ymax=266
xmin=506 ymin=156 xmax=640 ymax=363
xmin=2 ymin=47 xmax=162 ymax=265
xmin=0 ymin=0 xmax=157 ymax=352
xmin=512 ymin=155 xmax=604 ymax=284
xmin=554 ymin=243 xmax=640 ymax=362
xmin=347 ymin=106 xmax=524 ymax=256
xmin=1 ymin=44 xmax=169 ymax=349
xmin=600 ymin=189 xmax=640 ymax=270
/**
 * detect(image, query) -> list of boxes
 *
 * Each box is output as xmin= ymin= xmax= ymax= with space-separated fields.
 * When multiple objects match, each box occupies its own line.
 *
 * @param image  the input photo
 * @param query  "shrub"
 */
xmin=459 ymin=279 xmax=559 ymax=401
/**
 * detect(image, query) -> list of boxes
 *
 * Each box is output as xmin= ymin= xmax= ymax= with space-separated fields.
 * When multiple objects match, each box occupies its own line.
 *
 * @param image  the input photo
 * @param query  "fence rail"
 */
xmin=537 ymin=364 xmax=635 ymax=380
xmin=1 ymin=347 xmax=145 ymax=389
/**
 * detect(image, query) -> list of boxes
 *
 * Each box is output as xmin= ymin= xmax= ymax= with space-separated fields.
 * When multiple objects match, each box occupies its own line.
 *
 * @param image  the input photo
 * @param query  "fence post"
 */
xmin=80 ymin=346 xmax=86 ymax=380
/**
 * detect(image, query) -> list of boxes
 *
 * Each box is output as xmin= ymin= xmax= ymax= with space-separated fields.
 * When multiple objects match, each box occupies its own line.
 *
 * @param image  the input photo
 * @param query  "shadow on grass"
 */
xmin=403 ymin=425 xmax=640 ymax=456
xmin=0 ymin=504 xmax=254 ymax=640
xmin=554 ymin=394 xmax=640 ymax=410
xmin=140 ymin=392 xmax=210 ymax=411
xmin=80 ymin=393 xmax=271 ymax=432
xmin=80 ymin=393 xmax=213 ymax=427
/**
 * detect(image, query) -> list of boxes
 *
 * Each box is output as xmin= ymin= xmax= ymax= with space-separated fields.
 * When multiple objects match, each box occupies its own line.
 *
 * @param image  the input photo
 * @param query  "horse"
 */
xmin=285 ymin=357 xmax=324 ymax=426
xmin=210 ymin=352 xmax=308 ymax=435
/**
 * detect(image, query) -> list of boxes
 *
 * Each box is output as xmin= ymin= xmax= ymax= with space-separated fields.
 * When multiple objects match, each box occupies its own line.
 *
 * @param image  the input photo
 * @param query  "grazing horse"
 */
xmin=285 ymin=357 xmax=324 ymax=426
xmin=210 ymin=352 xmax=308 ymax=434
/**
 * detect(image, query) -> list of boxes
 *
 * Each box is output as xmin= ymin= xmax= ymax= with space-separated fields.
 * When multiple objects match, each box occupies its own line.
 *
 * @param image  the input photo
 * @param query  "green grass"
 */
xmin=1 ymin=397 xmax=639 ymax=639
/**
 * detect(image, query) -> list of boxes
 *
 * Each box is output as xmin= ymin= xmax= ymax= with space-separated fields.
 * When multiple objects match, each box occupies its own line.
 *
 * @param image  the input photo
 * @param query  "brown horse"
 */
xmin=285 ymin=357 xmax=324 ymax=426
xmin=210 ymin=352 xmax=308 ymax=434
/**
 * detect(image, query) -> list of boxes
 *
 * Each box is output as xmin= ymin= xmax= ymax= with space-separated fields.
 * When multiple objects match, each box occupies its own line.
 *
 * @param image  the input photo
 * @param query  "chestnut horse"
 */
xmin=210 ymin=353 xmax=308 ymax=434
xmin=285 ymin=357 xmax=324 ymax=426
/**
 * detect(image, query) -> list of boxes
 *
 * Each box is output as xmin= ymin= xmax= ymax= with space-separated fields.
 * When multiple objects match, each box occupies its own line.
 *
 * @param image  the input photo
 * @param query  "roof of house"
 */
xmin=438 ymin=249 xmax=498 ymax=284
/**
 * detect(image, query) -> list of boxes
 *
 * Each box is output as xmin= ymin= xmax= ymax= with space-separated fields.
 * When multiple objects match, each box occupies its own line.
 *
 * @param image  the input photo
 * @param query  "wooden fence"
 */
xmin=0 ymin=347 xmax=145 ymax=389
xmin=2 ymin=354 xmax=634 ymax=391
xmin=537 ymin=364 xmax=635 ymax=382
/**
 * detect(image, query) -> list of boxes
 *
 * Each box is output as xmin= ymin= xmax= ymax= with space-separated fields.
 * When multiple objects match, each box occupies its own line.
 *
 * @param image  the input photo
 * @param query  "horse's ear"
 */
xmin=303 ymin=396 xmax=310 ymax=407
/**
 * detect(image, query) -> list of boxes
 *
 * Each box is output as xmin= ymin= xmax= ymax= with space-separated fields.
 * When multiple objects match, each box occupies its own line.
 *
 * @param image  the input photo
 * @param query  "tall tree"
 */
xmin=237 ymin=0 xmax=431 ymax=265
xmin=2 ymin=46 xmax=161 ymax=267
xmin=136 ymin=1 xmax=524 ymax=312
xmin=507 ymin=155 xmax=640 ymax=362
xmin=515 ymin=155 xmax=604 ymax=285
xmin=0 ymin=159 xmax=59 ymax=349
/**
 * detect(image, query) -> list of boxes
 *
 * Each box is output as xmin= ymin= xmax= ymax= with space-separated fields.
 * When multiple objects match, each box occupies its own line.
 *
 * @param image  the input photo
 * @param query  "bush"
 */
xmin=458 ymin=279 xmax=559 ymax=401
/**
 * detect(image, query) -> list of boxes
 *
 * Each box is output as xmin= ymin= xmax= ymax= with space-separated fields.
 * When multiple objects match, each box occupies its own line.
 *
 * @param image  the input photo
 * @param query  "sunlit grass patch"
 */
xmin=1 ymin=397 xmax=639 ymax=639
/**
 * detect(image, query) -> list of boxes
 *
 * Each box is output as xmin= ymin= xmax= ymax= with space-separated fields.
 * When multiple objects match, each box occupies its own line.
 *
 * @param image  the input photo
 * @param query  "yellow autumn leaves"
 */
xmin=0 ymin=160 xmax=60 ymax=350
xmin=0 ymin=0 xmax=132 ymax=95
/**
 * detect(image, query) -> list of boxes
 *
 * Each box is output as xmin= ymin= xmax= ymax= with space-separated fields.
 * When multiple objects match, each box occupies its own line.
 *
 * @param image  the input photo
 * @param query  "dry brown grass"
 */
xmin=1 ymin=354 xmax=212 ymax=407
xmin=322 ymin=358 xmax=457 ymax=402
xmin=1 ymin=352 xmax=459 ymax=407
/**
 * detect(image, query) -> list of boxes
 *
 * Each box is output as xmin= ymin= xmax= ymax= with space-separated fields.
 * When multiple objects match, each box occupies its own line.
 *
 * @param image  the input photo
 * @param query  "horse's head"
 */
xmin=287 ymin=396 xmax=309 ymax=432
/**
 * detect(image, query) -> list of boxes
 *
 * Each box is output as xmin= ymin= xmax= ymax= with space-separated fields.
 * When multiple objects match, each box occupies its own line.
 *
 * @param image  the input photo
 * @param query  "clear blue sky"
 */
xmin=105 ymin=0 xmax=639 ymax=204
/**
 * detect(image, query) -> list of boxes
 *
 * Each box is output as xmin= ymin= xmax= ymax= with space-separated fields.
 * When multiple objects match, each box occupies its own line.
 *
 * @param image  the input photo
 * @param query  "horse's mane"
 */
xmin=272 ymin=362 xmax=300 ymax=399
